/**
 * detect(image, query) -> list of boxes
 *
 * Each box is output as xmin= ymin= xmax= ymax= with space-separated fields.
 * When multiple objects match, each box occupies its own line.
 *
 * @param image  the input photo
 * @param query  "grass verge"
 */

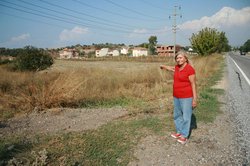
xmin=194 ymin=55 xmax=225 ymax=123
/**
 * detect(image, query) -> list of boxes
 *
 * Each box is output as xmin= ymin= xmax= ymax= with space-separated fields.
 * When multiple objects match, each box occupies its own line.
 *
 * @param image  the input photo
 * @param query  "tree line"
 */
xmin=142 ymin=27 xmax=234 ymax=56
xmin=1 ymin=27 xmax=249 ymax=72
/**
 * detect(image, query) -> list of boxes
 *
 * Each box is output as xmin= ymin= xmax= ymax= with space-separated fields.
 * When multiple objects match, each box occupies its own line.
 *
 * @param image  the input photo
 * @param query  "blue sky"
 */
xmin=0 ymin=0 xmax=250 ymax=48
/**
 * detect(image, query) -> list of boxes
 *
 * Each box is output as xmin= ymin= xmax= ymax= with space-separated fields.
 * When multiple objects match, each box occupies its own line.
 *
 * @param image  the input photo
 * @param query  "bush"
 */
xmin=15 ymin=46 xmax=53 ymax=71
xmin=0 ymin=59 xmax=12 ymax=65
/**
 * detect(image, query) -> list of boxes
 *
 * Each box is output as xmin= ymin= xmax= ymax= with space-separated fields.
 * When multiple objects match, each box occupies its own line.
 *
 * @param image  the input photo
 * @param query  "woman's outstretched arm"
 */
xmin=160 ymin=65 xmax=175 ymax=72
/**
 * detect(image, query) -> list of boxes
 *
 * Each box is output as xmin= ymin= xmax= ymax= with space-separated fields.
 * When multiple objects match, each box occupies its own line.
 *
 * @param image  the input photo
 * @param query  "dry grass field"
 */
xmin=0 ymin=55 xmax=222 ymax=120
xmin=0 ymin=58 xmax=173 ymax=119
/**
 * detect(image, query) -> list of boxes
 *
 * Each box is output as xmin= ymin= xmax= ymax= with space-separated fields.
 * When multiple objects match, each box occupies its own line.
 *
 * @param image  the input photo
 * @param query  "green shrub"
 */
xmin=0 ymin=59 xmax=12 ymax=65
xmin=15 ymin=46 xmax=53 ymax=71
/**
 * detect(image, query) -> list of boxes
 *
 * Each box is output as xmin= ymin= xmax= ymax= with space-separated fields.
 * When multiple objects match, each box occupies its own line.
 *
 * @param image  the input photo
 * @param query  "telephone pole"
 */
xmin=169 ymin=6 xmax=182 ymax=56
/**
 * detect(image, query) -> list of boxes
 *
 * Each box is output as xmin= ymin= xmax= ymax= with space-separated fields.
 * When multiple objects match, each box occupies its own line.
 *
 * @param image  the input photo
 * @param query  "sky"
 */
xmin=0 ymin=0 xmax=250 ymax=48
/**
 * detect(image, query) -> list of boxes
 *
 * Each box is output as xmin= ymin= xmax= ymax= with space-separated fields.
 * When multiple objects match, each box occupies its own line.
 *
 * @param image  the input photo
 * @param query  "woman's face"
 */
xmin=176 ymin=54 xmax=187 ymax=66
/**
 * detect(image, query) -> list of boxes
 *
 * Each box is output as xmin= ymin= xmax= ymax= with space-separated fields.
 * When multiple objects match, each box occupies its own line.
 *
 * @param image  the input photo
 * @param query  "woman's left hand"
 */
xmin=192 ymin=99 xmax=197 ymax=108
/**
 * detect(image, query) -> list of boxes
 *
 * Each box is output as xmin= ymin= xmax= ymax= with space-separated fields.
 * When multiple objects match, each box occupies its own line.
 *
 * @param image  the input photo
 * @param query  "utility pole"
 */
xmin=169 ymin=6 xmax=182 ymax=56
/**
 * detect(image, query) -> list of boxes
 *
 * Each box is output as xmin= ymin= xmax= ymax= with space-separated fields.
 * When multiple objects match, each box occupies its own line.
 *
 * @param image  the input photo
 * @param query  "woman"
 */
xmin=160 ymin=50 xmax=197 ymax=144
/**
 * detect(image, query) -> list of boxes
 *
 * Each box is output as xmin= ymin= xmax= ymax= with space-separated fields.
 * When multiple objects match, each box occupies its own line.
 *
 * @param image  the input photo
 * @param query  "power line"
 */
xmin=104 ymin=0 xmax=165 ymax=20
xmin=71 ymin=0 xmax=159 ymax=22
xmin=0 ymin=2 xmax=131 ymax=34
xmin=17 ymin=0 xmax=112 ymax=27
xmin=39 ymin=0 xmax=165 ymax=30
xmin=0 ymin=11 xmax=69 ymax=29
xmin=0 ymin=1 xmax=96 ymax=28
xmin=36 ymin=0 xmax=137 ymax=28
xmin=2 ymin=0 xmax=170 ymax=35
xmin=1 ymin=0 xmax=138 ymax=33
xmin=0 ymin=11 xmax=136 ymax=43
xmin=1 ymin=0 xmax=174 ymax=47
xmin=41 ymin=0 xmax=168 ymax=30
xmin=139 ymin=0 xmax=169 ymax=12
xmin=1 ymin=1 xmax=166 ymax=36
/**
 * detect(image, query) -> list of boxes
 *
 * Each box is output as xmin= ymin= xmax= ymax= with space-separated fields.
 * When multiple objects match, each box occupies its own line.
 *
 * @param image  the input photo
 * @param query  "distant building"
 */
xmin=187 ymin=47 xmax=198 ymax=55
xmin=0 ymin=56 xmax=14 ymax=61
xmin=121 ymin=47 xmax=129 ymax=55
xmin=111 ymin=50 xmax=120 ymax=56
xmin=59 ymin=48 xmax=79 ymax=59
xmin=156 ymin=45 xmax=182 ymax=56
xmin=95 ymin=48 xmax=120 ymax=57
xmin=132 ymin=47 xmax=148 ymax=57
xmin=95 ymin=48 xmax=109 ymax=57
xmin=188 ymin=48 xmax=193 ymax=52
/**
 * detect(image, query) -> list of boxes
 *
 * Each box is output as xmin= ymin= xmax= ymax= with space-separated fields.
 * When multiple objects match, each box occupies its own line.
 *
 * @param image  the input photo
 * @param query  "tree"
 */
xmin=15 ymin=46 xmax=54 ymax=71
xmin=217 ymin=32 xmax=231 ymax=52
xmin=138 ymin=43 xmax=149 ymax=48
xmin=189 ymin=27 xmax=230 ymax=56
xmin=148 ymin=36 xmax=157 ymax=55
xmin=241 ymin=39 xmax=250 ymax=52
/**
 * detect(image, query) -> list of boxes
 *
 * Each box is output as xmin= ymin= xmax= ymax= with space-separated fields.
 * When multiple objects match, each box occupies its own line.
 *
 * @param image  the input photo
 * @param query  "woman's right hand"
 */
xmin=160 ymin=65 xmax=165 ymax=70
xmin=160 ymin=65 xmax=175 ymax=72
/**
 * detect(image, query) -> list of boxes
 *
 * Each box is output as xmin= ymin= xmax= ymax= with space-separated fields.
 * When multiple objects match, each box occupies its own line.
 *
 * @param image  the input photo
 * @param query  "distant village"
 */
xmin=0 ymin=44 xmax=196 ymax=62
xmin=58 ymin=44 xmax=194 ymax=59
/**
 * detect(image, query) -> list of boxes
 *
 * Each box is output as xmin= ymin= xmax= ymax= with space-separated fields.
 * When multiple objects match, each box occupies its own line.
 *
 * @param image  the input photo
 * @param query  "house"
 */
xmin=96 ymin=48 xmax=120 ymax=57
xmin=132 ymin=47 xmax=148 ymax=57
xmin=156 ymin=45 xmax=182 ymax=56
xmin=95 ymin=48 xmax=109 ymax=57
xmin=111 ymin=49 xmax=120 ymax=56
xmin=59 ymin=48 xmax=79 ymax=59
xmin=121 ymin=47 xmax=129 ymax=55
xmin=0 ymin=56 xmax=14 ymax=61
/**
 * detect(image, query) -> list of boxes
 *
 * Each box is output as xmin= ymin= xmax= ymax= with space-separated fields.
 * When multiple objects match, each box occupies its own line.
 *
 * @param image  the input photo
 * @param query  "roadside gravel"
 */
xmin=226 ymin=54 xmax=250 ymax=165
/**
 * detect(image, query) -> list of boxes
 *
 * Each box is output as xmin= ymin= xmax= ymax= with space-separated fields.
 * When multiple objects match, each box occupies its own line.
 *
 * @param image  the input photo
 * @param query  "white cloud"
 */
xmin=128 ymin=26 xmax=173 ymax=39
xmin=179 ymin=7 xmax=250 ymax=31
xmin=128 ymin=28 xmax=149 ymax=38
xmin=133 ymin=29 xmax=148 ymax=34
xmin=59 ymin=26 xmax=89 ymax=41
xmin=11 ymin=33 xmax=30 ymax=42
xmin=126 ymin=26 xmax=173 ymax=45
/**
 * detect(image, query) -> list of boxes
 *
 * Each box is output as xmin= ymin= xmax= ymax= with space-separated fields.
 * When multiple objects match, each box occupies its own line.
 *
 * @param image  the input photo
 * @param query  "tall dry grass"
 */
xmin=192 ymin=53 xmax=223 ymax=89
xmin=0 ymin=54 xmax=223 ymax=119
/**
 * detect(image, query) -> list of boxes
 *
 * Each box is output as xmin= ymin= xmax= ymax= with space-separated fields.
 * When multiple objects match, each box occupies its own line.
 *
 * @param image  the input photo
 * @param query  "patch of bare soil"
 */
xmin=0 ymin=107 xmax=127 ymax=137
xmin=128 ymin=67 xmax=243 ymax=165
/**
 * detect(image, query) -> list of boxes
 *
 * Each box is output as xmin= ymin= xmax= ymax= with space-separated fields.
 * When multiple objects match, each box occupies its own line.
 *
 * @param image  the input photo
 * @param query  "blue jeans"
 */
xmin=173 ymin=97 xmax=193 ymax=138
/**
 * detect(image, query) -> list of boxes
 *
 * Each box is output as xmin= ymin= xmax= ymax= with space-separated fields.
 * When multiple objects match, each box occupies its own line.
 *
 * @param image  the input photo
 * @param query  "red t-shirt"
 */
xmin=173 ymin=64 xmax=195 ymax=98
